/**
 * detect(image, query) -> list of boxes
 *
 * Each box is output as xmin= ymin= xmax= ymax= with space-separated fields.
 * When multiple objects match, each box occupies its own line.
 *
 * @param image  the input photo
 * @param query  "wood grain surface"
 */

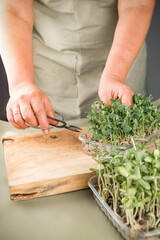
xmin=2 ymin=128 xmax=97 ymax=201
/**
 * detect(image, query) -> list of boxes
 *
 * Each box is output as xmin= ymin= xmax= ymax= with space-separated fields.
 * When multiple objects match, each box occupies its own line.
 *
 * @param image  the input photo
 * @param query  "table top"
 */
xmin=0 ymin=98 xmax=159 ymax=240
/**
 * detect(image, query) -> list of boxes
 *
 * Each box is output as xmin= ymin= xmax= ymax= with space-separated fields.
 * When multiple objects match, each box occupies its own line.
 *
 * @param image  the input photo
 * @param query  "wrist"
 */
xmin=9 ymin=81 xmax=35 ymax=95
xmin=100 ymin=69 xmax=124 ymax=85
xmin=103 ymin=47 xmax=134 ymax=84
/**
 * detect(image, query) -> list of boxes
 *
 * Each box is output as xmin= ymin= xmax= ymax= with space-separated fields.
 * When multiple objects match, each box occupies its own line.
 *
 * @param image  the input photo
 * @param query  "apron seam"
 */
xmin=73 ymin=0 xmax=82 ymax=118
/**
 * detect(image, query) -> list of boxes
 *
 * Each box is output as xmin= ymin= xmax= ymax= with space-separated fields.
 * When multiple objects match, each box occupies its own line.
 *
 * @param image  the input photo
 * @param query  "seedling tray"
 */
xmin=88 ymin=175 xmax=160 ymax=240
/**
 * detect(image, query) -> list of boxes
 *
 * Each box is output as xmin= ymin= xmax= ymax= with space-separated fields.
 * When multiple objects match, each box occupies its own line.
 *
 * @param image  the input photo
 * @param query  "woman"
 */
xmin=0 ymin=0 xmax=155 ymax=134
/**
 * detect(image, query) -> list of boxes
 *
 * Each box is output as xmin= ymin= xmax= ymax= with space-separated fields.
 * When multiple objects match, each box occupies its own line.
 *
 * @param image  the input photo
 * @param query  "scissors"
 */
xmin=25 ymin=111 xmax=82 ymax=132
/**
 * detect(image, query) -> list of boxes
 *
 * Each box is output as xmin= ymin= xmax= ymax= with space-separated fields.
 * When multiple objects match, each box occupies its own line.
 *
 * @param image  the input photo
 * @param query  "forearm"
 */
xmin=0 ymin=1 xmax=34 ymax=93
xmin=103 ymin=0 xmax=155 ymax=83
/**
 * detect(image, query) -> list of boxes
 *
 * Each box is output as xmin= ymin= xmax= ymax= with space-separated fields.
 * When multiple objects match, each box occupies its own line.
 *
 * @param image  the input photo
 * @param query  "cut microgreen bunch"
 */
xmin=86 ymin=94 xmax=160 ymax=145
xmin=90 ymin=141 xmax=160 ymax=231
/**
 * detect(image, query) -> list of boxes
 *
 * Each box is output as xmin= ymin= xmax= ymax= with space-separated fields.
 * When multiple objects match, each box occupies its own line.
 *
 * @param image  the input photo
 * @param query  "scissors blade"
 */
xmin=47 ymin=116 xmax=81 ymax=132
xmin=65 ymin=123 xmax=82 ymax=132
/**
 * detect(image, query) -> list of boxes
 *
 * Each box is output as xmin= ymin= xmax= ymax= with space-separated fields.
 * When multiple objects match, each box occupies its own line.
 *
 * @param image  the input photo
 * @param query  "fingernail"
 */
xmin=44 ymin=129 xmax=50 ymax=135
xmin=54 ymin=120 xmax=58 ymax=125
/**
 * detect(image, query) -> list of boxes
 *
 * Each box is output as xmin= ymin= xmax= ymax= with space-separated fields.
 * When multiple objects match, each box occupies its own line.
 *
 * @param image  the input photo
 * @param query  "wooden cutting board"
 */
xmin=2 ymin=128 xmax=97 ymax=201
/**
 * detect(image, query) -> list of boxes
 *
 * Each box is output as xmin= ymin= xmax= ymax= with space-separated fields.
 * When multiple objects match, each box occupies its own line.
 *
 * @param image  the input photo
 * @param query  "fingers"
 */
xmin=7 ymin=83 xmax=56 ymax=134
xmin=102 ymin=97 xmax=113 ymax=106
xmin=20 ymin=101 xmax=38 ymax=127
xmin=7 ymin=95 xmax=55 ymax=134
xmin=7 ymin=107 xmax=23 ymax=129
xmin=30 ymin=96 xmax=50 ymax=134
xmin=44 ymin=98 xmax=58 ymax=126
xmin=12 ymin=104 xmax=29 ymax=129
xmin=99 ymin=81 xmax=134 ymax=107
xmin=121 ymin=89 xmax=134 ymax=107
xmin=99 ymin=90 xmax=113 ymax=106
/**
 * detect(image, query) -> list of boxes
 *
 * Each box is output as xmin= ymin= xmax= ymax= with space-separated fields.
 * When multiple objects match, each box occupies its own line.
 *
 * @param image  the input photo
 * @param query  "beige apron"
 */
xmin=33 ymin=0 xmax=147 ymax=120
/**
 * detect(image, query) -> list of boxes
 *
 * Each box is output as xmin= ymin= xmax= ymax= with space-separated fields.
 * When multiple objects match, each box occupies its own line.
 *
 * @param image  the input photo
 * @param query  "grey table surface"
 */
xmin=0 ymin=99 xmax=159 ymax=240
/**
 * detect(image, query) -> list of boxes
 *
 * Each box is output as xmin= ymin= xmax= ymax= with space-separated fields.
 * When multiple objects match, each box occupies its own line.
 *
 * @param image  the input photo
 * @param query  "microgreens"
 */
xmin=86 ymin=94 xmax=160 ymax=145
xmin=91 ymin=141 xmax=160 ymax=231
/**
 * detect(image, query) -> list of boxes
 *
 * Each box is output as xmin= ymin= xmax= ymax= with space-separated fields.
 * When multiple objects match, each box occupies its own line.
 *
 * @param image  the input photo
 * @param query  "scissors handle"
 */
xmin=25 ymin=112 xmax=63 ymax=130
xmin=47 ymin=115 xmax=66 ymax=128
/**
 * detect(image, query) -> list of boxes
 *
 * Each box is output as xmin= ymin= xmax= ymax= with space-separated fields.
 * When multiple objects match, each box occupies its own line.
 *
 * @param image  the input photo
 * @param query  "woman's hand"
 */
xmin=1 ymin=2 xmax=56 ymax=134
xmin=98 ymin=0 xmax=155 ymax=107
xmin=7 ymin=83 xmax=56 ymax=134
xmin=98 ymin=73 xmax=134 ymax=106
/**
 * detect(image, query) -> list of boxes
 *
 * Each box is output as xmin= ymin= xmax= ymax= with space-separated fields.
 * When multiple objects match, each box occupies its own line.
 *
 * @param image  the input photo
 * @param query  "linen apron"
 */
xmin=33 ymin=0 xmax=147 ymax=120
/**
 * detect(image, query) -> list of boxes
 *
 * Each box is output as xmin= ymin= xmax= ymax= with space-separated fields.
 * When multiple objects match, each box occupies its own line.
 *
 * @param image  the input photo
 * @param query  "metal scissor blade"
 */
xmin=47 ymin=116 xmax=82 ymax=132
xmin=65 ymin=123 xmax=82 ymax=132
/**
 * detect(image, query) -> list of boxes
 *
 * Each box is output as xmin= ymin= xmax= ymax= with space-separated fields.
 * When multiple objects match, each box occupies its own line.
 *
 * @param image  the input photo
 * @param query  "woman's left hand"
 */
xmin=98 ymin=74 xmax=134 ymax=107
xmin=98 ymin=0 xmax=155 ymax=107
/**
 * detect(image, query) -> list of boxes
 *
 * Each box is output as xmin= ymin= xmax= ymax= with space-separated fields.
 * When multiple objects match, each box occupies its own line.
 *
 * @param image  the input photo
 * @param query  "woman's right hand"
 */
xmin=7 ymin=82 xmax=56 ymax=134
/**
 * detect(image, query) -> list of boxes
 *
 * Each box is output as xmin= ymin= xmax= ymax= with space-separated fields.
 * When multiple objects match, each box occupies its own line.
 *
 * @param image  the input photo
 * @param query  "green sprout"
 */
xmin=86 ymin=94 xmax=160 ymax=146
xmin=90 ymin=141 xmax=160 ymax=231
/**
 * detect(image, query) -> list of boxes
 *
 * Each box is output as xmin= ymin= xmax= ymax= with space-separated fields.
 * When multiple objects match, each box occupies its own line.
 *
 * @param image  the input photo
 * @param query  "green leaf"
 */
xmin=143 ymin=176 xmax=155 ymax=181
xmin=141 ymin=197 xmax=151 ymax=204
xmin=118 ymin=167 xmax=128 ymax=177
xmin=128 ymin=202 xmax=140 ymax=209
xmin=121 ymin=197 xmax=128 ymax=204
xmin=109 ymin=149 xmax=122 ymax=157
xmin=103 ymin=174 xmax=114 ymax=179
xmin=145 ymin=190 xmax=152 ymax=196
xmin=103 ymin=129 xmax=111 ymax=136
xmin=110 ymin=98 xmax=115 ymax=104
xmin=127 ymin=188 xmax=137 ymax=196
xmin=140 ymin=165 xmax=149 ymax=174
xmin=89 ymin=168 xmax=99 ymax=173
xmin=139 ymin=179 xmax=150 ymax=190
xmin=103 ymin=174 xmax=114 ymax=178
xmin=136 ymin=142 xmax=144 ymax=150
xmin=155 ymin=160 xmax=160 ymax=168
xmin=129 ymin=175 xmax=138 ymax=180
xmin=134 ymin=166 xmax=141 ymax=179
xmin=125 ymin=162 xmax=132 ymax=171
xmin=121 ymin=122 xmax=132 ymax=133
xmin=135 ymin=150 xmax=146 ymax=163
xmin=94 ymin=157 xmax=109 ymax=164
xmin=144 ymin=156 xmax=153 ymax=163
